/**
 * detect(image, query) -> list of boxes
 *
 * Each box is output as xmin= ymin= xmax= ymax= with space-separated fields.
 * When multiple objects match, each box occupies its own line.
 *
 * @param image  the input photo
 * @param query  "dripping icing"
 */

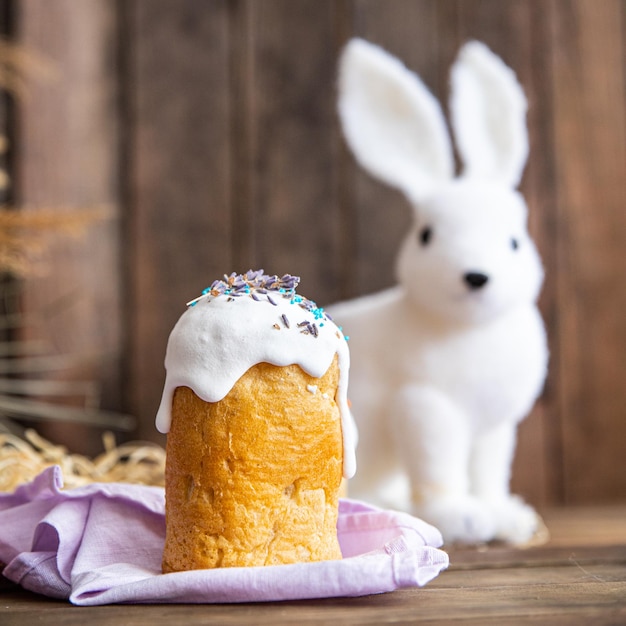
xmin=155 ymin=271 xmax=356 ymax=478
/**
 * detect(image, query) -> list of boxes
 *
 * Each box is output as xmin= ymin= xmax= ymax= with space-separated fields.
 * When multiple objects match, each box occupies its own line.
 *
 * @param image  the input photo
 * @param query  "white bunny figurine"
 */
xmin=329 ymin=39 xmax=548 ymax=545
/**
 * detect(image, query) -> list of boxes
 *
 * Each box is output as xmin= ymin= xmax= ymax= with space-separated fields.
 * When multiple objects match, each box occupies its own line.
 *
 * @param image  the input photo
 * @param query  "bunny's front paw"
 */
xmin=487 ymin=495 xmax=542 ymax=545
xmin=413 ymin=495 xmax=496 ymax=545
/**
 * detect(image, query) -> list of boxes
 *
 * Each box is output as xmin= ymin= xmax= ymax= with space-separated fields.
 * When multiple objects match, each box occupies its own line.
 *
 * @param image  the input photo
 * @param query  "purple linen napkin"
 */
xmin=0 ymin=466 xmax=448 ymax=604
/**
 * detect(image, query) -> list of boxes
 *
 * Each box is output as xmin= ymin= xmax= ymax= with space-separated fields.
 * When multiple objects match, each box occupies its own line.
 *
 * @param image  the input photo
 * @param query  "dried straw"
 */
xmin=0 ymin=206 xmax=109 ymax=276
xmin=0 ymin=36 xmax=58 ymax=100
xmin=0 ymin=429 xmax=165 ymax=492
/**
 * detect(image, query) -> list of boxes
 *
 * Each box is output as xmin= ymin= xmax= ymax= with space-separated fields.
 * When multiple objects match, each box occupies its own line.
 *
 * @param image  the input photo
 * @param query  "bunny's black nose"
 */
xmin=464 ymin=272 xmax=489 ymax=290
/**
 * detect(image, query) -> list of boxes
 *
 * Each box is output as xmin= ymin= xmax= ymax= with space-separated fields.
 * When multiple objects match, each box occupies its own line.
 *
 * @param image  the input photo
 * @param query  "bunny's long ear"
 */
xmin=338 ymin=39 xmax=454 ymax=201
xmin=450 ymin=41 xmax=529 ymax=188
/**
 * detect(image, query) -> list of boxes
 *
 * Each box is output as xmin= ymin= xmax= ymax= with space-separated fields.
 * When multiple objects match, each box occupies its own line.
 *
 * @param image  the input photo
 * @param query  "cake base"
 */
xmin=162 ymin=357 xmax=344 ymax=571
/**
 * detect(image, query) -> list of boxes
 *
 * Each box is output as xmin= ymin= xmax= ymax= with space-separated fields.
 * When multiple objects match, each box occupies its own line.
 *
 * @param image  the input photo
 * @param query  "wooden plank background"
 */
xmin=3 ymin=0 xmax=625 ymax=507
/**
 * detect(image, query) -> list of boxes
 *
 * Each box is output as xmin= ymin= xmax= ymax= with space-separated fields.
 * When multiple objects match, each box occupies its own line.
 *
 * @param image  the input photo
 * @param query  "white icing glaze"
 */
xmin=155 ymin=278 xmax=356 ymax=478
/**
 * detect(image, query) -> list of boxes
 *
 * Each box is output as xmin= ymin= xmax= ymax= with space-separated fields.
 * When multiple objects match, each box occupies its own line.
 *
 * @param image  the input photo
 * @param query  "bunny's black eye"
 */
xmin=511 ymin=237 xmax=519 ymax=251
xmin=419 ymin=226 xmax=433 ymax=246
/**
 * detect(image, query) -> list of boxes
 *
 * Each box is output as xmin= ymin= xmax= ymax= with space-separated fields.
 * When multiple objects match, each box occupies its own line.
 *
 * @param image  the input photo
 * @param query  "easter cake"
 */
xmin=156 ymin=270 xmax=355 ymax=571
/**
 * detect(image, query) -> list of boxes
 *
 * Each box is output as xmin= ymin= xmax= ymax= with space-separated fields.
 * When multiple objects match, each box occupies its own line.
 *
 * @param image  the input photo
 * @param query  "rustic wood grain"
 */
xmin=0 ymin=0 xmax=13 ymax=357
xmin=13 ymin=0 xmax=122 ymax=454
xmin=549 ymin=0 xmax=626 ymax=504
xmin=521 ymin=1 xmax=567 ymax=508
xmin=0 ymin=0 xmax=10 ymax=207
xmin=2 ymin=506 xmax=626 ymax=625
xmin=1 ymin=582 xmax=625 ymax=625
xmin=124 ymin=0 xmax=233 ymax=440
xmin=241 ymin=0 xmax=345 ymax=304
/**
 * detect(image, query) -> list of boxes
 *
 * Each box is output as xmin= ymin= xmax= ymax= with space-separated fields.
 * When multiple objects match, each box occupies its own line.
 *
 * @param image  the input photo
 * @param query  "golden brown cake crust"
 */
xmin=162 ymin=356 xmax=343 ymax=572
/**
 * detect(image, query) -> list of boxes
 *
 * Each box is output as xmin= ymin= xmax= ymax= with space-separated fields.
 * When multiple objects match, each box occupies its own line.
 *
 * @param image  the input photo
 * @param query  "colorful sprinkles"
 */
xmin=185 ymin=270 xmax=348 ymax=341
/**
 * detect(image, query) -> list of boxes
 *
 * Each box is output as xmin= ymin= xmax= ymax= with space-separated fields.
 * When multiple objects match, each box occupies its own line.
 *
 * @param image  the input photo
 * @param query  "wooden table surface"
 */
xmin=2 ymin=506 xmax=625 ymax=625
